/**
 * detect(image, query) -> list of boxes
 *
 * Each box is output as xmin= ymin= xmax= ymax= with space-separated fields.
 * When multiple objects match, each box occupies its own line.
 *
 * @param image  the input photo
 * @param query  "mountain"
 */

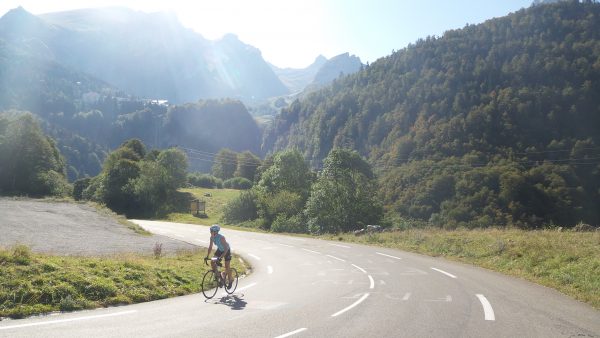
xmin=310 ymin=52 xmax=363 ymax=88
xmin=263 ymin=1 xmax=600 ymax=228
xmin=270 ymin=55 xmax=328 ymax=93
xmin=0 ymin=7 xmax=288 ymax=103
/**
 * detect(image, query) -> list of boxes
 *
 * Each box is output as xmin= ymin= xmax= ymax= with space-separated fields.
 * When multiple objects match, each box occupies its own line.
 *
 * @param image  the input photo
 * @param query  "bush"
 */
xmin=187 ymin=173 xmax=222 ymax=189
xmin=223 ymin=177 xmax=253 ymax=190
xmin=222 ymin=190 xmax=258 ymax=223
xmin=73 ymin=177 xmax=91 ymax=200
xmin=271 ymin=214 xmax=307 ymax=233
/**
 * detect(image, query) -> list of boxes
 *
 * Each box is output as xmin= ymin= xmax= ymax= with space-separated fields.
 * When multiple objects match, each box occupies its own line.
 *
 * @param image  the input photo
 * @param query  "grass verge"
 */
xmin=162 ymin=188 xmax=241 ymax=226
xmin=324 ymin=228 xmax=600 ymax=309
xmin=0 ymin=245 xmax=248 ymax=319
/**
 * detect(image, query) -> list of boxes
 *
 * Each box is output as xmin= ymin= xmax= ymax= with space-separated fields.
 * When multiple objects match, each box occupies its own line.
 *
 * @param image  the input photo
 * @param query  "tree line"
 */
xmin=262 ymin=1 xmax=600 ymax=228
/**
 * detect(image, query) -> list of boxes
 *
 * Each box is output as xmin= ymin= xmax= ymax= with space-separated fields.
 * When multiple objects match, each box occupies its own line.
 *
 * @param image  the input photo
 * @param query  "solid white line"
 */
xmin=326 ymin=254 xmax=346 ymax=262
xmin=277 ymin=243 xmax=294 ymax=248
xmin=268 ymin=265 xmax=273 ymax=274
xmin=368 ymin=275 xmax=375 ymax=289
xmin=476 ymin=294 xmax=495 ymax=321
xmin=302 ymin=248 xmax=321 ymax=254
xmin=237 ymin=282 xmax=258 ymax=292
xmin=274 ymin=328 xmax=308 ymax=338
xmin=402 ymin=292 xmax=411 ymax=301
xmin=248 ymin=254 xmax=262 ymax=260
xmin=331 ymin=293 xmax=370 ymax=317
xmin=329 ymin=243 xmax=351 ymax=248
xmin=351 ymin=264 xmax=367 ymax=274
xmin=431 ymin=267 xmax=457 ymax=279
xmin=376 ymin=252 xmax=402 ymax=260
xmin=0 ymin=310 xmax=137 ymax=330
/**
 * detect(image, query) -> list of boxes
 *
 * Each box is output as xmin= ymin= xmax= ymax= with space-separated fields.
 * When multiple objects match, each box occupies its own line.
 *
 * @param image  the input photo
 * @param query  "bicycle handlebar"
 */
xmin=204 ymin=256 xmax=222 ymax=267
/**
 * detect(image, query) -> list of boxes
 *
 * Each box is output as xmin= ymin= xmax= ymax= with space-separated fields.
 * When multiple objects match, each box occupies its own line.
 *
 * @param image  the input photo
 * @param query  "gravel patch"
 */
xmin=0 ymin=198 xmax=197 ymax=256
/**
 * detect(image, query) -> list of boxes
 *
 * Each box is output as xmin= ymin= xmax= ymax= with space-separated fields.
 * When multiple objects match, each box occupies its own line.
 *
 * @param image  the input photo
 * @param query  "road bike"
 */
xmin=202 ymin=257 xmax=238 ymax=299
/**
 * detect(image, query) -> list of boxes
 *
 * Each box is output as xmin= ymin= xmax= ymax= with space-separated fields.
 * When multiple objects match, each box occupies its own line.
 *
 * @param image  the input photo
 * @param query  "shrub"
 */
xmin=271 ymin=214 xmax=307 ymax=233
xmin=73 ymin=177 xmax=91 ymax=200
xmin=223 ymin=177 xmax=253 ymax=190
xmin=187 ymin=173 xmax=222 ymax=188
xmin=222 ymin=190 xmax=258 ymax=223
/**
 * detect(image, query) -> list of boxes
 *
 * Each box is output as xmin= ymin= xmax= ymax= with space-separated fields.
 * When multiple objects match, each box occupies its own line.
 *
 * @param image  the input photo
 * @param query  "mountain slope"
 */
xmin=263 ymin=1 xmax=600 ymax=227
xmin=0 ymin=7 xmax=288 ymax=103
xmin=270 ymin=55 xmax=328 ymax=93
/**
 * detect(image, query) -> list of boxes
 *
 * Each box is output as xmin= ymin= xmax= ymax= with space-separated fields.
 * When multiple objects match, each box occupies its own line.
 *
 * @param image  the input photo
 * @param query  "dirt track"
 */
xmin=0 ymin=198 xmax=197 ymax=255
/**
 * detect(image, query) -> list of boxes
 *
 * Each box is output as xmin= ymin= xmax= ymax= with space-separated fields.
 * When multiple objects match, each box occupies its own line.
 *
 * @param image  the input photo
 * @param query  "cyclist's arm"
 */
xmin=206 ymin=239 xmax=213 ymax=258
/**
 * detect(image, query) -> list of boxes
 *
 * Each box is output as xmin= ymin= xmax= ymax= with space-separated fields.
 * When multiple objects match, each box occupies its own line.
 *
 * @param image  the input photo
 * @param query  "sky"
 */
xmin=0 ymin=0 xmax=533 ymax=69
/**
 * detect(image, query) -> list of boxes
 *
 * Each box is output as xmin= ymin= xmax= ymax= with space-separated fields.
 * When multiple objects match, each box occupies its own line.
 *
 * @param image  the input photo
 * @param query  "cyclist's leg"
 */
xmin=224 ymin=250 xmax=232 ymax=285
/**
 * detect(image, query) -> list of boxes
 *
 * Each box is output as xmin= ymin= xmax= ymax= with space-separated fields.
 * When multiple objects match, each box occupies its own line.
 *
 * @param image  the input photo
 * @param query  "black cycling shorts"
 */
xmin=214 ymin=249 xmax=232 ymax=261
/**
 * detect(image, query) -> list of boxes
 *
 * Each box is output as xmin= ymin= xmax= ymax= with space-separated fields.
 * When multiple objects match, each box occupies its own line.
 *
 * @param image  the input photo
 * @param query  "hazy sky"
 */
xmin=1 ymin=0 xmax=532 ymax=68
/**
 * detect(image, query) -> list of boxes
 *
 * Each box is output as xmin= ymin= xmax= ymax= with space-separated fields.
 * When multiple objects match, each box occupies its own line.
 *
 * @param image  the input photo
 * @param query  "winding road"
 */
xmin=1 ymin=220 xmax=599 ymax=337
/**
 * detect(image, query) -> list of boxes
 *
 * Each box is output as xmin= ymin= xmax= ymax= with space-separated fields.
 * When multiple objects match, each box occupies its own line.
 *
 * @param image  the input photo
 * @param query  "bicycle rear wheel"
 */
xmin=224 ymin=268 xmax=239 ymax=294
xmin=201 ymin=270 xmax=219 ymax=299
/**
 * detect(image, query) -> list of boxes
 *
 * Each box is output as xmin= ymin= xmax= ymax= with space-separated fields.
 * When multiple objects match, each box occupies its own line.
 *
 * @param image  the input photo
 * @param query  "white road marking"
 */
xmin=425 ymin=295 xmax=452 ymax=302
xmin=0 ymin=310 xmax=137 ymax=330
xmin=329 ymin=243 xmax=351 ymax=248
xmin=287 ymin=237 xmax=306 ymax=241
xmin=376 ymin=252 xmax=402 ymax=260
xmin=274 ymin=328 xmax=308 ymax=338
xmin=402 ymin=292 xmax=411 ymax=301
xmin=331 ymin=293 xmax=370 ymax=317
xmin=248 ymin=254 xmax=262 ymax=260
xmin=431 ymin=267 xmax=457 ymax=279
xmin=380 ymin=280 xmax=386 ymax=285
xmin=476 ymin=294 xmax=495 ymax=321
xmin=277 ymin=243 xmax=294 ymax=248
xmin=237 ymin=282 xmax=258 ymax=292
xmin=302 ymin=248 xmax=321 ymax=254
xmin=368 ymin=275 xmax=375 ymax=289
xmin=326 ymin=254 xmax=346 ymax=262
xmin=267 ymin=266 xmax=273 ymax=274
xmin=351 ymin=264 xmax=367 ymax=274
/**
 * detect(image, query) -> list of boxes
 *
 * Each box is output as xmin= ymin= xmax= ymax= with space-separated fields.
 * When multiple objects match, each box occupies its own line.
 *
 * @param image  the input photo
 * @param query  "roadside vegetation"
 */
xmin=325 ymin=227 xmax=600 ymax=309
xmin=163 ymin=187 xmax=240 ymax=226
xmin=0 ymin=245 xmax=248 ymax=319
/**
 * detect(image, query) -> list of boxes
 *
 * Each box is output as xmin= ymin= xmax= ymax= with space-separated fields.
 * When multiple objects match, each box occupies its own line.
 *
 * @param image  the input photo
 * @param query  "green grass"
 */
xmin=0 ymin=245 xmax=248 ymax=319
xmin=162 ymin=188 xmax=241 ymax=226
xmin=323 ymin=228 xmax=600 ymax=309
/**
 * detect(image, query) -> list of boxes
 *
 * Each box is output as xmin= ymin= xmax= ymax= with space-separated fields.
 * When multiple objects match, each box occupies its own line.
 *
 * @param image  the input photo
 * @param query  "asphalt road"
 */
xmin=1 ymin=220 xmax=598 ymax=337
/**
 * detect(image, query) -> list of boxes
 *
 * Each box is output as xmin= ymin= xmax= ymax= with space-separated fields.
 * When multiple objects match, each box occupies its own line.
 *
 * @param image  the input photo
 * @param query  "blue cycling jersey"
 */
xmin=213 ymin=234 xmax=226 ymax=251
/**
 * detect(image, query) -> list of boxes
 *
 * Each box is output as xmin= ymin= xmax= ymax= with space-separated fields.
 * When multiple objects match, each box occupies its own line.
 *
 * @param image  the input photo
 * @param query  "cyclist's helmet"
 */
xmin=210 ymin=224 xmax=220 ymax=233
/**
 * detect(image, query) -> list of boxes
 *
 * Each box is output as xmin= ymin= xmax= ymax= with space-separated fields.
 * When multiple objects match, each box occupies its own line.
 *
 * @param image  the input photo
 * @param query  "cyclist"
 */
xmin=205 ymin=224 xmax=233 ymax=288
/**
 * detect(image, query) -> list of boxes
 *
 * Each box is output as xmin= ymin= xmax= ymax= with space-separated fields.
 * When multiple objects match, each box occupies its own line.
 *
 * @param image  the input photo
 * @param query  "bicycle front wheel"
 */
xmin=225 ymin=268 xmax=239 ymax=294
xmin=201 ymin=270 xmax=218 ymax=299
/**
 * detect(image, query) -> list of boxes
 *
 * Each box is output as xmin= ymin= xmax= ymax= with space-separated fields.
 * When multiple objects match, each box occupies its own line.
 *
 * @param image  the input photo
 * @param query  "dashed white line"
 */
xmin=476 ymin=294 xmax=495 ymax=321
xmin=248 ymin=254 xmax=262 ymax=260
xmin=267 ymin=265 xmax=273 ymax=274
xmin=329 ymin=243 xmax=351 ymax=248
xmin=302 ymin=248 xmax=321 ymax=254
xmin=368 ymin=275 xmax=374 ymax=289
xmin=375 ymin=252 xmax=402 ymax=260
xmin=277 ymin=243 xmax=294 ymax=248
xmin=351 ymin=264 xmax=367 ymax=274
xmin=274 ymin=328 xmax=307 ymax=338
xmin=331 ymin=293 xmax=370 ymax=317
xmin=326 ymin=254 xmax=346 ymax=262
xmin=0 ymin=310 xmax=137 ymax=330
xmin=431 ymin=267 xmax=457 ymax=279
xmin=402 ymin=292 xmax=411 ymax=301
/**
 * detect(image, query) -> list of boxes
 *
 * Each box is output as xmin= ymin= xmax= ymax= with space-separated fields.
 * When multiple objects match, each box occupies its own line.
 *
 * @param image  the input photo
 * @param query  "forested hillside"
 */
xmin=263 ymin=1 xmax=600 ymax=228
